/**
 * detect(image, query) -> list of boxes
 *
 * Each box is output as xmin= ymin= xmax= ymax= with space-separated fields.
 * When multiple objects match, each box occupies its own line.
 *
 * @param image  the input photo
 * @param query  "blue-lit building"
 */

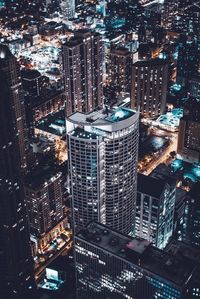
xmin=75 ymin=222 xmax=198 ymax=299
xmin=135 ymin=174 xmax=176 ymax=249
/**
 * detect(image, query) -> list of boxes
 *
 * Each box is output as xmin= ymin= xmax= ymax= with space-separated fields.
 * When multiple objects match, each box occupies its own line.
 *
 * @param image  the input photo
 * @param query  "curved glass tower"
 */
xmin=67 ymin=107 xmax=139 ymax=235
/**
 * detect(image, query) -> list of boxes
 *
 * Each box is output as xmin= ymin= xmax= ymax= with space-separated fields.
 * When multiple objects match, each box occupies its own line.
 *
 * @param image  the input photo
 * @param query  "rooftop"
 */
xmin=165 ymin=239 xmax=200 ymax=265
xmin=36 ymin=109 xmax=66 ymax=137
xmin=137 ymin=173 xmax=167 ymax=198
xmin=22 ymin=69 xmax=41 ymax=80
xmin=133 ymin=57 xmax=168 ymax=67
xmin=67 ymin=107 xmax=138 ymax=133
xmin=77 ymin=222 xmax=197 ymax=287
xmin=25 ymin=160 xmax=66 ymax=189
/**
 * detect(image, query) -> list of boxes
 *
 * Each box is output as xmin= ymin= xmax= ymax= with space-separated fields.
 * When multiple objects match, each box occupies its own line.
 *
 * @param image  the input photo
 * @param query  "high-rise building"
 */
xmin=161 ymin=0 xmax=180 ymax=30
xmin=0 ymin=46 xmax=28 ymax=171
xmin=176 ymin=36 xmax=200 ymax=88
xmin=131 ymin=58 xmax=168 ymax=118
xmin=62 ymin=30 xmax=103 ymax=117
xmin=108 ymin=47 xmax=132 ymax=95
xmin=22 ymin=69 xmax=48 ymax=98
xmin=75 ymin=221 xmax=199 ymax=299
xmin=135 ymin=174 xmax=175 ymax=249
xmin=67 ymin=106 xmax=139 ymax=234
xmin=189 ymin=76 xmax=200 ymax=101
xmin=60 ymin=0 xmax=75 ymax=19
xmin=0 ymin=45 xmax=35 ymax=295
xmin=181 ymin=182 xmax=200 ymax=248
xmin=177 ymin=97 xmax=200 ymax=163
xmin=25 ymin=163 xmax=64 ymax=236
xmin=25 ymin=160 xmax=68 ymax=255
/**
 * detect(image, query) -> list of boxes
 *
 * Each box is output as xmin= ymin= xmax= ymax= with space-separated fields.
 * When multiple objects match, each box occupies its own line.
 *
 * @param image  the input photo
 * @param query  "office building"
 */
xmin=108 ymin=47 xmax=132 ymax=94
xmin=135 ymin=174 xmax=175 ymax=249
xmin=25 ymin=160 xmax=67 ymax=254
xmin=131 ymin=58 xmax=168 ymax=118
xmin=60 ymin=0 xmax=75 ymax=19
xmin=0 ymin=45 xmax=35 ymax=295
xmin=161 ymin=0 xmax=180 ymax=30
xmin=177 ymin=97 xmax=200 ymax=163
xmin=165 ymin=239 xmax=200 ymax=298
xmin=176 ymin=36 xmax=200 ymax=88
xmin=25 ymin=90 xmax=65 ymax=138
xmin=182 ymin=182 xmax=200 ymax=248
xmin=67 ymin=107 xmax=139 ymax=234
xmin=189 ymin=76 xmax=200 ymax=101
xmin=22 ymin=69 xmax=48 ymax=98
xmin=75 ymin=221 xmax=199 ymax=299
xmin=0 ymin=45 xmax=28 ymax=171
xmin=62 ymin=30 xmax=103 ymax=117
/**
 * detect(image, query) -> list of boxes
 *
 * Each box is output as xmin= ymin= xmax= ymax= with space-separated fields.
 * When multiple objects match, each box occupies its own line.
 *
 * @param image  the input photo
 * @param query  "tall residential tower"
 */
xmin=131 ymin=58 xmax=168 ymax=118
xmin=62 ymin=30 xmax=103 ymax=117
xmin=67 ymin=107 xmax=139 ymax=234
xmin=0 ymin=45 xmax=35 ymax=295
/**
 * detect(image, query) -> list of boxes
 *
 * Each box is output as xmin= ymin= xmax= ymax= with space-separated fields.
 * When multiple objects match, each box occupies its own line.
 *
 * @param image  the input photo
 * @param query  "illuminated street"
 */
xmin=139 ymin=128 xmax=178 ymax=175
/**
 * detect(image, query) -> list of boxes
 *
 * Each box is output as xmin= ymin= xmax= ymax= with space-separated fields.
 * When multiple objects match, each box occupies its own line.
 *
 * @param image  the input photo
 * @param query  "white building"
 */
xmin=67 ymin=107 xmax=139 ymax=234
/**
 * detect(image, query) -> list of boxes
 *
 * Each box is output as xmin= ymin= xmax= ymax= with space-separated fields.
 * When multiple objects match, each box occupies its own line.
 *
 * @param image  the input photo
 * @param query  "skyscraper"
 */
xmin=135 ymin=174 xmax=175 ymax=249
xmin=25 ymin=160 xmax=68 ymax=256
xmin=75 ymin=221 xmax=198 ymax=299
xmin=108 ymin=47 xmax=132 ymax=95
xmin=182 ymin=182 xmax=200 ymax=248
xmin=0 ymin=45 xmax=35 ymax=295
xmin=131 ymin=58 xmax=168 ymax=118
xmin=177 ymin=97 xmax=200 ymax=163
xmin=189 ymin=76 xmax=200 ymax=101
xmin=67 ymin=106 xmax=139 ymax=234
xmin=62 ymin=30 xmax=103 ymax=117
xmin=0 ymin=46 xmax=29 ymax=171
xmin=176 ymin=36 xmax=200 ymax=88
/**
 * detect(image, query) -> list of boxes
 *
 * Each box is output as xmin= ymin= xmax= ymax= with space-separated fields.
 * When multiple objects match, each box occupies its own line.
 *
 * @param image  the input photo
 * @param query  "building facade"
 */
xmin=74 ymin=222 xmax=198 ymax=299
xmin=67 ymin=107 xmax=139 ymax=234
xmin=108 ymin=47 xmax=132 ymax=94
xmin=62 ymin=30 xmax=103 ymax=116
xmin=25 ymin=160 xmax=68 ymax=255
xmin=135 ymin=174 xmax=175 ymax=249
xmin=182 ymin=182 xmax=200 ymax=248
xmin=25 ymin=166 xmax=64 ymax=236
xmin=131 ymin=58 xmax=168 ymax=118
xmin=0 ymin=45 xmax=35 ymax=295
xmin=177 ymin=97 xmax=200 ymax=163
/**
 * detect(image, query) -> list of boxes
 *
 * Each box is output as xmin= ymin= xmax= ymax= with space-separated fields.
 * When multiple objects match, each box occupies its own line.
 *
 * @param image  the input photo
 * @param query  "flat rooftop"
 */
xmin=77 ymin=222 xmax=197 ymax=287
xmin=133 ymin=57 xmax=168 ymax=67
xmin=137 ymin=173 xmax=166 ymax=198
xmin=165 ymin=239 xmax=200 ymax=265
xmin=67 ymin=107 xmax=138 ymax=133
xmin=25 ymin=160 xmax=66 ymax=189
xmin=36 ymin=109 xmax=66 ymax=137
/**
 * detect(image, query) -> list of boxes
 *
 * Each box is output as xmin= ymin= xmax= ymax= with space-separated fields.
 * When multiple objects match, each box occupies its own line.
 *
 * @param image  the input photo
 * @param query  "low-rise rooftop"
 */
xmin=77 ymin=222 xmax=197 ymax=287
xmin=137 ymin=173 xmax=167 ymax=198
